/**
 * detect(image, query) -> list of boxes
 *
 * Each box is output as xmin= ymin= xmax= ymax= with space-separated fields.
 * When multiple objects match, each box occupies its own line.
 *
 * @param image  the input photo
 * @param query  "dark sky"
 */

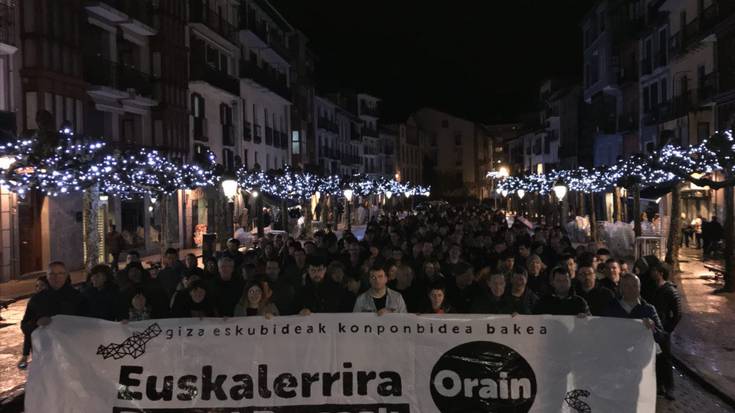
xmin=270 ymin=1 xmax=594 ymax=123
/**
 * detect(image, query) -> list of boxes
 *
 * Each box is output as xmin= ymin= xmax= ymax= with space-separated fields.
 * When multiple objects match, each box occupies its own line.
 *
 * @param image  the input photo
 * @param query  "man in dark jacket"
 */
xmin=445 ymin=263 xmax=479 ymax=313
xmin=576 ymin=266 xmax=615 ymax=316
xmin=471 ymin=273 xmax=513 ymax=314
xmin=20 ymin=261 xmax=86 ymax=367
xmin=604 ymin=273 xmax=666 ymax=394
xmin=157 ymin=248 xmax=184 ymax=299
xmin=650 ymin=265 xmax=682 ymax=400
xmin=206 ymin=257 xmax=244 ymax=317
xmin=296 ymin=256 xmax=346 ymax=314
xmin=533 ymin=268 xmax=590 ymax=316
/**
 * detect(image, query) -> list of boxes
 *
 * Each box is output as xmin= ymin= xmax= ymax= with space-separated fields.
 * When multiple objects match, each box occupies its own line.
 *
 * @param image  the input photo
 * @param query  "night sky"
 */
xmin=271 ymin=0 xmax=594 ymax=123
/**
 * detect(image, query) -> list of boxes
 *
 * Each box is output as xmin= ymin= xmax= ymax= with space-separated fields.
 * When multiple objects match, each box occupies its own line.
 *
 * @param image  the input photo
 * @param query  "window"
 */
xmin=441 ymin=120 xmax=449 ymax=128
xmin=220 ymin=104 xmax=233 ymax=146
xmin=244 ymin=149 xmax=249 ymax=168
xmin=454 ymin=134 xmax=462 ymax=146
xmin=292 ymin=131 xmax=300 ymax=154
xmin=223 ymin=148 xmax=234 ymax=171
xmin=643 ymin=86 xmax=650 ymax=112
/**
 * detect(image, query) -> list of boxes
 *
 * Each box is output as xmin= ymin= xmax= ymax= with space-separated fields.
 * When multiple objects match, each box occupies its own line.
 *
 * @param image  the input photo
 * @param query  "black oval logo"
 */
xmin=430 ymin=341 xmax=537 ymax=413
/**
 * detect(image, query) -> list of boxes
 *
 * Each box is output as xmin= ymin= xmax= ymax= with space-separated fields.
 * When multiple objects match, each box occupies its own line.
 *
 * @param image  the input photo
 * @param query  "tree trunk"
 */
xmin=82 ymin=186 xmax=100 ymax=270
xmin=281 ymin=199 xmax=289 ymax=235
xmin=614 ymin=187 xmax=622 ymax=222
xmin=723 ymin=185 xmax=735 ymax=292
xmin=666 ymin=183 xmax=683 ymax=272
xmin=159 ymin=194 xmax=169 ymax=257
xmin=633 ymin=184 xmax=642 ymax=237
xmin=590 ymin=193 xmax=597 ymax=242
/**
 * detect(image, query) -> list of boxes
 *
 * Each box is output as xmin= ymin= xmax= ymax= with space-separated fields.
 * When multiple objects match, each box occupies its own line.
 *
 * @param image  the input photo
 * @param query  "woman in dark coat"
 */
xmin=82 ymin=264 xmax=126 ymax=321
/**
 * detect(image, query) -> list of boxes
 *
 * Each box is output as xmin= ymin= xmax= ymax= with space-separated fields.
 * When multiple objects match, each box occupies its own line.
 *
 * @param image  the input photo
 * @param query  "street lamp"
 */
xmin=343 ymin=188 xmax=354 ymax=231
xmin=552 ymin=180 xmax=568 ymax=201
xmin=498 ymin=166 xmax=510 ymax=178
xmin=99 ymin=194 xmax=109 ymax=203
xmin=517 ymin=189 xmax=526 ymax=199
xmin=221 ymin=171 xmax=239 ymax=238
xmin=385 ymin=190 xmax=393 ymax=199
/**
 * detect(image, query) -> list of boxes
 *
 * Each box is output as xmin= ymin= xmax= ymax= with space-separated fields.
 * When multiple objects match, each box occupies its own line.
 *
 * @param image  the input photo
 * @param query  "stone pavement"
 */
xmin=672 ymin=248 xmax=735 ymax=404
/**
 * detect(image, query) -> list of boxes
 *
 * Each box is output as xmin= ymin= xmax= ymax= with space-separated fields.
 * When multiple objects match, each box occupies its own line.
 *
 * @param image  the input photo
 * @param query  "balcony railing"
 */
xmin=193 ymin=117 xmax=208 ymax=141
xmin=243 ymin=121 xmax=252 ymax=141
xmin=190 ymin=59 xmax=239 ymax=96
xmin=240 ymin=11 xmax=290 ymax=60
xmin=643 ymin=102 xmax=673 ymax=126
xmin=360 ymin=104 xmax=379 ymax=118
xmin=698 ymin=71 xmax=718 ymax=103
xmin=222 ymin=124 xmax=234 ymax=146
xmin=0 ymin=2 xmax=15 ymax=47
xmin=363 ymin=127 xmax=377 ymax=137
xmin=253 ymin=124 xmax=262 ymax=144
xmin=655 ymin=49 xmax=667 ymax=68
xmin=83 ymin=54 xmax=153 ymax=97
xmin=189 ymin=0 xmax=238 ymax=45
xmin=239 ymin=59 xmax=291 ymax=101
xmin=98 ymin=0 xmax=153 ymax=27
xmin=265 ymin=126 xmax=273 ymax=146
xmin=317 ymin=117 xmax=339 ymax=133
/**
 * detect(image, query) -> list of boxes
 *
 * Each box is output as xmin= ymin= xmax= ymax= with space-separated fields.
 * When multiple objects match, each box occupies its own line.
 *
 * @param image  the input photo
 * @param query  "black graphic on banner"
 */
xmin=98 ymin=323 xmax=162 ymax=360
xmin=112 ymin=404 xmax=410 ymax=413
xmin=430 ymin=341 xmax=537 ymax=412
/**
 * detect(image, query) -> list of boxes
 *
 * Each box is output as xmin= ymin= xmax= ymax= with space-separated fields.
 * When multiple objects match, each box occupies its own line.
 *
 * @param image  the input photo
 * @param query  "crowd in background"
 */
xmin=18 ymin=203 xmax=683 ymax=400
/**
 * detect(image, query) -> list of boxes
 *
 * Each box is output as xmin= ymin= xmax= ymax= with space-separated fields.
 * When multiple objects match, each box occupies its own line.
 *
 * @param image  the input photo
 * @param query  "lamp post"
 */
xmin=252 ymin=190 xmax=263 ymax=238
xmin=221 ymin=171 xmax=239 ymax=239
xmin=517 ymin=189 xmax=525 ymax=215
xmin=343 ymin=188 xmax=354 ymax=231
xmin=552 ymin=180 xmax=568 ymax=226
xmin=385 ymin=190 xmax=393 ymax=214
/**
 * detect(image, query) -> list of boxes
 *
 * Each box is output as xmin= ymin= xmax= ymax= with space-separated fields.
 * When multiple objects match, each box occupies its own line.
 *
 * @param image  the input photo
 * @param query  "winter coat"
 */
xmin=650 ymin=282 xmax=682 ymax=333
xmin=21 ymin=284 xmax=86 ymax=337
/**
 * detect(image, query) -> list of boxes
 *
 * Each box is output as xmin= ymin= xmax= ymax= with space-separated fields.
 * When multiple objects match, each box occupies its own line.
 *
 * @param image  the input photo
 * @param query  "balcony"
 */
xmin=193 ymin=117 xmax=208 ymax=141
xmin=239 ymin=59 xmax=291 ymax=102
xmin=243 ymin=121 xmax=252 ymax=141
xmin=698 ymin=71 xmax=718 ymax=103
xmin=83 ymin=54 xmax=153 ymax=97
xmin=0 ymin=2 xmax=15 ymax=51
xmin=254 ymin=124 xmax=262 ymax=144
xmin=265 ymin=126 xmax=273 ymax=146
xmin=190 ymin=59 xmax=239 ymax=96
xmin=360 ymin=104 xmax=379 ymax=118
xmin=189 ymin=0 xmax=238 ymax=45
xmin=320 ymin=146 xmax=339 ymax=160
xmin=222 ymin=124 xmax=234 ymax=147
xmin=351 ymin=126 xmax=361 ymax=141
xmin=317 ymin=117 xmax=339 ymax=133
xmin=363 ymin=127 xmax=378 ymax=137
xmin=643 ymin=102 xmax=673 ymax=126
xmin=240 ymin=10 xmax=291 ymax=61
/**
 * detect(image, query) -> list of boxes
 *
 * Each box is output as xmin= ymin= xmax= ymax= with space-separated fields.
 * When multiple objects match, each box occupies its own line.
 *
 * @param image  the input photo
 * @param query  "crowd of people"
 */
xmin=683 ymin=214 xmax=725 ymax=258
xmin=19 ymin=203 xmax=682 ymax=400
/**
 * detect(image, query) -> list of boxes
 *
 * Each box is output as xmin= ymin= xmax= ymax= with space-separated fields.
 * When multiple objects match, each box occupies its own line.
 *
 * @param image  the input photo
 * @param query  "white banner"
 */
xmin=26 ymin=314 xmax=656 ymax=412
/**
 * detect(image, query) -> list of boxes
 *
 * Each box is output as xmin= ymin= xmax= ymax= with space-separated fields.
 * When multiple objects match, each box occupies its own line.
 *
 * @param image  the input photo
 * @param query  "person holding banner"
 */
xmin=20 ymin=261 xmax=86 ymax=369
xmin=353 ymin=265 xmax=408 ymax=314
xmin=171 ymin=279 xmax=216 ymax=318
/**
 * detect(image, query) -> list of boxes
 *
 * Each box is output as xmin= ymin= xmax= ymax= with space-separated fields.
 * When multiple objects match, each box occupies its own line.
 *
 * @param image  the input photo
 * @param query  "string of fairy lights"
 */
xmin=0 ymin=131 xmax=429 ymax=201
xmin=493 ymin=130 xmax=735 ymax=196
